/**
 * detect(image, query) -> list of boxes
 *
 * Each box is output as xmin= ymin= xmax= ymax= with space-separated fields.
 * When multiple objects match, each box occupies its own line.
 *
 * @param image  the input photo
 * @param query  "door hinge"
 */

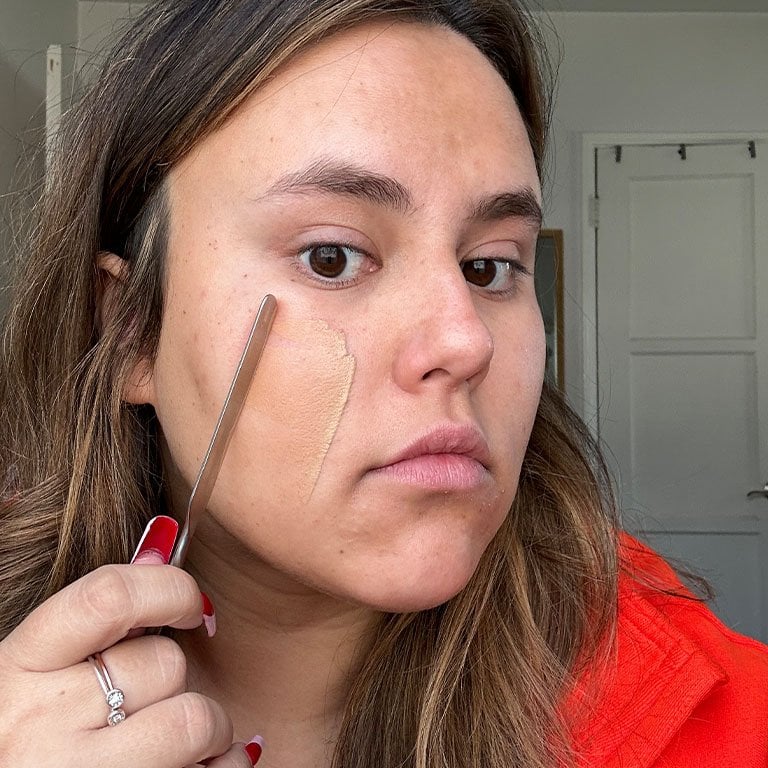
xmin=588 ymin=195 xmax=600 ymax=229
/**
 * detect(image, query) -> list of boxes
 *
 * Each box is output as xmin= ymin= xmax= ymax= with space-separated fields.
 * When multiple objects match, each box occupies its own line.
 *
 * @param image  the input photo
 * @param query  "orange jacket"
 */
xmin=571 ymin=535 xmax=768 ymax=767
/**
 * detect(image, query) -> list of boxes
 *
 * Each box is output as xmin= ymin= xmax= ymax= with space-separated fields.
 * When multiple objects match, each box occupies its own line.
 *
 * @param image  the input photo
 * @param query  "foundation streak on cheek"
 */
xmin=244 ymin=315 xmax=355 ymax=503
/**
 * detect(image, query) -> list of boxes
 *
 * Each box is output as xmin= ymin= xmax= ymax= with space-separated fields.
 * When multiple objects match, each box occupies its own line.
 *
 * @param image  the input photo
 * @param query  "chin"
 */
xmin=367 ymin=581 xmax=474 ymax=614
xmin=339 ymin=519 xmax=505 ymax=613
xmin=347 ymin=554 xmax=483 ymax=614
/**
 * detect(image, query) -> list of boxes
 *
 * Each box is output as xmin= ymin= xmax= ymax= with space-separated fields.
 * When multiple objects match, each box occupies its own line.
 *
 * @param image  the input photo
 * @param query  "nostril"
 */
xmin=421 ymin=367 xmax=448 ymax=382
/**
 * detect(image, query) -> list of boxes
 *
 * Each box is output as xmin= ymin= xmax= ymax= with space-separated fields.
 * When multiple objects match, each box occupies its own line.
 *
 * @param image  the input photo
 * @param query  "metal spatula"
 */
xmin=169 ymin=294 xmax=277 ymax=568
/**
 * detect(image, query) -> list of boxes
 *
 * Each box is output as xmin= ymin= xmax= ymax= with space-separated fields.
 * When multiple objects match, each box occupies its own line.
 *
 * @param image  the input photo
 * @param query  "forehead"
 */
xmin=172 ymin=20 xmax=540 ymax=203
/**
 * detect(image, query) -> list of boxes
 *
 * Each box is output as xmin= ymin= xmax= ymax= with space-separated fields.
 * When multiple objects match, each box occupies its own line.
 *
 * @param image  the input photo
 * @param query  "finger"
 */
xmin=126 ymin=542 xmax=181 ymax=639
xmin=202 ymin=738 xmax=264 ymax=767
xmin=71 ymin=636 xmax=188 ymax=729
xmin=4 ymin=564 xmax=207 ymax=671
xmin=82 ymin=691 xmax=234 ymax=768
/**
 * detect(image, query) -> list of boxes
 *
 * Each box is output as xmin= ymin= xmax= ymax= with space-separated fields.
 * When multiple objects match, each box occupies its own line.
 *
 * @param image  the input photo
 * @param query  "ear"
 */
xmin=97 ymin=252 xmax=156 ymax=406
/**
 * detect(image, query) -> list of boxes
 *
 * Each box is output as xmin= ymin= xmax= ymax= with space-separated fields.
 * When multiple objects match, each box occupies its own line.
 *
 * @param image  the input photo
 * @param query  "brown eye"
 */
xmin=298 ymin=243 xmax=373 ymax=286
xmin=461 ymin=258 xmax=525 ymax=295
xmin=308 ymin=244 xmax=349 ymax=278
xmin=462 ymin=259 xmax=497 ymax=287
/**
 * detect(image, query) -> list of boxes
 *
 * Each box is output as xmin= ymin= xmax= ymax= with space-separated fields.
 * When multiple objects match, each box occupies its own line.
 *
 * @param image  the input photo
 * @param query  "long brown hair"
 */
xmin=0 ymin=1 xmax=619 ymax=766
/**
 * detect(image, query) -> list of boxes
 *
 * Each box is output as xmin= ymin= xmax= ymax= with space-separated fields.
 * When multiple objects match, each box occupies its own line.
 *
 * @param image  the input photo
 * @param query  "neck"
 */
xmin=177 ymin=514 xmax=380 ymax=768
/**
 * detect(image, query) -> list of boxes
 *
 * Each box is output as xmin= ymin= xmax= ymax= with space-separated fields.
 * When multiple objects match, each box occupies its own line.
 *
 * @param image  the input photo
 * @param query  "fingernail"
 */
xmin=131 ymin=515 xmax=179 ymax=564
xmin=201 ymin=592 xmax=217 ymax=638
xmin=244 ymin=736 xmax=264 ymax=765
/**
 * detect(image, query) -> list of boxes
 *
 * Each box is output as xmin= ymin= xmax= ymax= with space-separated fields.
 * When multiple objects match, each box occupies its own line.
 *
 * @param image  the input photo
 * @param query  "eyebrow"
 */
xmin=262 ymin=158 xmax=542 ymax=227
xmin=264 ymin=158 xmax=412 ymax=213
xmin=470 ymin=188 xmax=542 ymax=228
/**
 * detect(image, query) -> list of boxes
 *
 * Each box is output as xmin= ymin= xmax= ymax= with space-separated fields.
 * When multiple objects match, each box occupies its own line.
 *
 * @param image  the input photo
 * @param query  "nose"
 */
xmin=392 ymin=266 xmax=494 ymax=394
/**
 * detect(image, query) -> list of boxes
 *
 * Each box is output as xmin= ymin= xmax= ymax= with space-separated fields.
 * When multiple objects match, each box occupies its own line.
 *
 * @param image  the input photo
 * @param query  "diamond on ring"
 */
xmin=88 ymin=652 xmax=128 ymax=727
xmin=106 ymin=688 xmax=125 ymax=709
xmin=107 ymin=708 xmax=127 ymax=727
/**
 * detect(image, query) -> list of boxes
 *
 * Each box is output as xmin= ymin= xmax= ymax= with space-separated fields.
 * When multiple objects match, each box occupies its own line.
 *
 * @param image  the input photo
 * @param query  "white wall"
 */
xmin=76 ymin=2 xmax=145 ymax=80
xmin=544 ymin=12 xmax=768 ymax=413
xmin=0 ymin=0 xmax=77 ymax=273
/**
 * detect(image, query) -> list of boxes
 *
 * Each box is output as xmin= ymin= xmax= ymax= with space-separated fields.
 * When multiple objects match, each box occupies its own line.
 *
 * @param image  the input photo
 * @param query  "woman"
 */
xmin=0 ymin=0 xmax=766 ymax=766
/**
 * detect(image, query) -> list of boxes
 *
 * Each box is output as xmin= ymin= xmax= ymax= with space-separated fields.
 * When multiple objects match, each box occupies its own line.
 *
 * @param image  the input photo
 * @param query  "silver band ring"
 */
xmin=88 ymin=652 xmax=127 ymax=726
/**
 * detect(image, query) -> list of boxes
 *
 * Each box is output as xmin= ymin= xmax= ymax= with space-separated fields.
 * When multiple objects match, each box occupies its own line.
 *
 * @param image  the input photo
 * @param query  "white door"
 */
xmin=596 ymin=139 xmax=768 ymax=642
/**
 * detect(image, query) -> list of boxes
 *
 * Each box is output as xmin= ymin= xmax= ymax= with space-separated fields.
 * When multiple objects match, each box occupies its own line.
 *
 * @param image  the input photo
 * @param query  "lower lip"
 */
xmin=368 ymin=454 xmax=489 ymax=491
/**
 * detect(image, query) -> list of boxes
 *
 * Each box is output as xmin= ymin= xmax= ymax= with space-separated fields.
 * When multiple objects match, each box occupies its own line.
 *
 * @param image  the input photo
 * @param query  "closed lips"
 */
xmin=374 ymin=424 xmax=491 ymax=469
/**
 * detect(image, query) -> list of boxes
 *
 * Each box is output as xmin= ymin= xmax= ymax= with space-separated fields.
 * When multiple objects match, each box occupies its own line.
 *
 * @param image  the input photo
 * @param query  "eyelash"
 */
xmin=292 ymin=242 xmax=531 ymax=297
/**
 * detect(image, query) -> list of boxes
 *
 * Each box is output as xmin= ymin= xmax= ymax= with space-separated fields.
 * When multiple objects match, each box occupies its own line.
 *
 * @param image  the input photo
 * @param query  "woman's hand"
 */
xmin=0 ymin=518 xmax=262 ymax=767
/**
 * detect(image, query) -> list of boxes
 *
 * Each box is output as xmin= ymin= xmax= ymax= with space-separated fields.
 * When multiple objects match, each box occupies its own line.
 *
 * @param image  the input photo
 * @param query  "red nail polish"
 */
xmin=201 ymin=592 xmax=217 ymax=637
xmin=131 ymin=516 xmax=179 ymax=564
xmin=244 ymin=736 xmax=264 ymax=765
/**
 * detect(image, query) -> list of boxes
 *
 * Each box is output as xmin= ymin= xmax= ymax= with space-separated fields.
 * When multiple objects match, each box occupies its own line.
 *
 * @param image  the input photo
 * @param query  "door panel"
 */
xmin=641 ymin=519 xmax=766 ymax=641
xmin=630 ymin=352 xmax=758 ymax=514
xmin=628 ymin=175 xmax=755 ymax=339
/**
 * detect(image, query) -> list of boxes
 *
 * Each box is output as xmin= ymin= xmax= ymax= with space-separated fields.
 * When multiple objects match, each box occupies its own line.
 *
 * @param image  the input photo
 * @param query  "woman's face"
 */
xmin=130 ymin=21 xmax=545 ymax=612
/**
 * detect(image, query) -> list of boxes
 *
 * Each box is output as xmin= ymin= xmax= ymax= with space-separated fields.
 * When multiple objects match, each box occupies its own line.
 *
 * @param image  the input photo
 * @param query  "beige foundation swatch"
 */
xmin=244 ymin=314 xmax=355 ymax=503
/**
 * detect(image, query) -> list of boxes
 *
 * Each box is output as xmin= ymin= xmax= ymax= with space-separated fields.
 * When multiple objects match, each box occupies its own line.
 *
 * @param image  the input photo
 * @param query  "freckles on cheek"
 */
xmin=243 ymin=315 xmax=356 ymax=502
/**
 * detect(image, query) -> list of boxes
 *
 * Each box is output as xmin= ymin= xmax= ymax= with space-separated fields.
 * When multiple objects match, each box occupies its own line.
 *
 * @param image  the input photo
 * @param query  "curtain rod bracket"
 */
xmin=748 ymin=140 xmax=757 ymax=159
xmin=678 ymin=144 xmax=687 ymax=161
xmin=614 ymin=145 xmax=622 ymax=163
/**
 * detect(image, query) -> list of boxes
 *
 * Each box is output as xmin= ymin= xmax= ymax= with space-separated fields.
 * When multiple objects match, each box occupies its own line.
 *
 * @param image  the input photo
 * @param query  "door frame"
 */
xmin=579 ymin=131 xmax=768 ymax=439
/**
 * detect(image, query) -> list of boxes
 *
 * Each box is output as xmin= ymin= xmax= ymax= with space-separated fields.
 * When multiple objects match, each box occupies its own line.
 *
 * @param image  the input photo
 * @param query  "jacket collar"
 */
xmin=568 ymin=574 xmax=728 ymax=767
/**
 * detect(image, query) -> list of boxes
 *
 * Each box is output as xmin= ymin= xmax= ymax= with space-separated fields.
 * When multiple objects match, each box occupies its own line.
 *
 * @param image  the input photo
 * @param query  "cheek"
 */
xmin=519 ymin=312 xmax=547 ymax=398
xmin=494 ymin=298 xmax=545 ymax=376
xmin=487 ymin=305 xmax=546 ymax=452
